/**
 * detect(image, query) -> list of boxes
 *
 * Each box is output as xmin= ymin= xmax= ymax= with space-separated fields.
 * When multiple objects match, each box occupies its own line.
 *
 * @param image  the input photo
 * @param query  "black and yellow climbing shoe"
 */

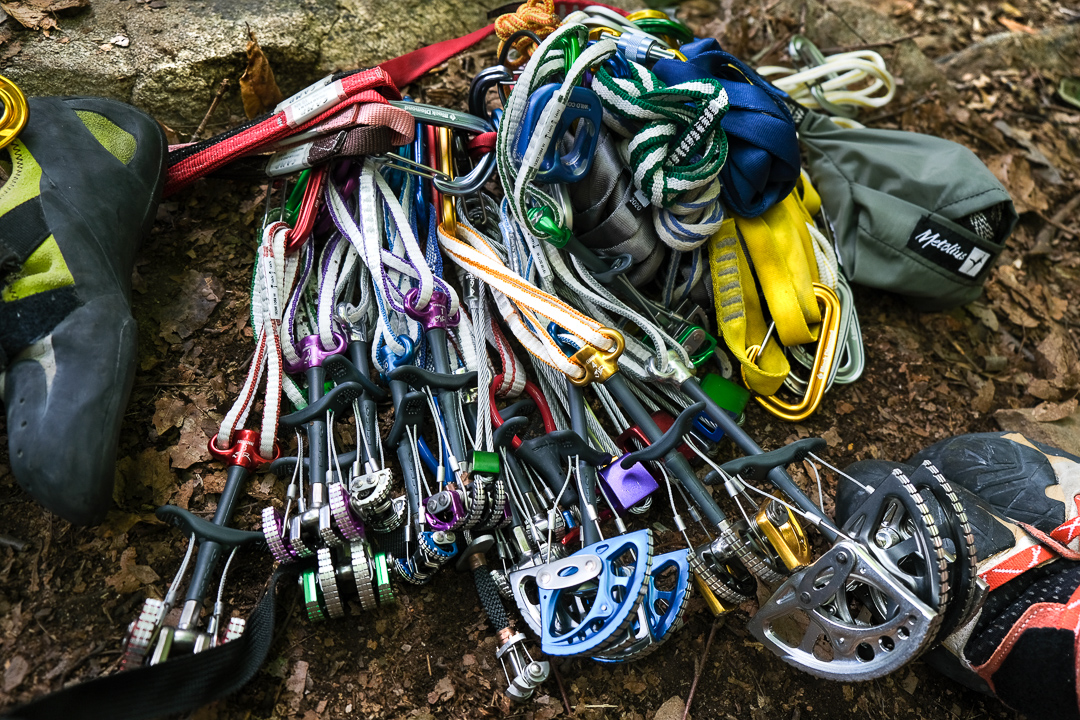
xmin=0 ymin=96 xmax=165 ymax=525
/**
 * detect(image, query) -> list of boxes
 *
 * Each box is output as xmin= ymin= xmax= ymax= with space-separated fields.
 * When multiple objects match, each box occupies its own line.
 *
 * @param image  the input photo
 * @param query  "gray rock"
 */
xmin=1 ymin=0 xmax=507 ymax=130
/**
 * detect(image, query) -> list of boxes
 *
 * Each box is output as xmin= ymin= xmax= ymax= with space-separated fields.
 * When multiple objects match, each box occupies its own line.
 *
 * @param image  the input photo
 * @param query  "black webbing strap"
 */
xmin=2 ymin=566 xmax=297 ymax=720
xmin=0 ymin=287 xmax=81 ymax=371
xmin=0 ymin=196 xmax=51 ymax=279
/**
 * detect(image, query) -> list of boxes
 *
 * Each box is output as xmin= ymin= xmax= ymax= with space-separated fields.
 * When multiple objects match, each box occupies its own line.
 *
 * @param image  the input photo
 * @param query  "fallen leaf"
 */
xmin=427 ymin=675 xmax=455 ymax=704
xmin=1032 ymin=398 xmax=1079 ymax=423
xmin=203 ymin=471 xmax=227 ymax=495
xmin=3 ymin=655 xmax=29 ymax=693
xmin=169 ymin=416 xmax=209 ymax=470
xmin=238 ymin=31 xmax=283 ymax=120
xmin=99 ymin=510 xmax=163 ymax=538
xmin=998 ymin=16 xmax=1037 ymax=34
xmin=985 ymin=153 xmax=1048 ymax=214
xmin=175 ymin=476 xmax=196 ymax=510
xmin=158 ymin=121 xmax=181 ymax=146
xmin=105 ymin=547 xmax=161 ymax=595
xmin=972 ymin=380 xmax=996 ymax=414
xmin=822 ymin=427 xmax=842 ymax=448
xmin=155 ymin=271 xmax=224 ymax=341
xmin=152 ymin=395 xmax=188 ymax=435
xmin=1027 ymin=379 xmax=1062 ymax=401
xmin=115 ymin=448 xmax=178 ymax=507
xmin=285 ymin=660 xmax=309 ymax=714
xmin=1036 ymin=325 xmax=1080 ymax=388
xmin=655 ymin=696 xmax=687 ymax=720
xmin=0 ymin=3 xmax=56 ymax=30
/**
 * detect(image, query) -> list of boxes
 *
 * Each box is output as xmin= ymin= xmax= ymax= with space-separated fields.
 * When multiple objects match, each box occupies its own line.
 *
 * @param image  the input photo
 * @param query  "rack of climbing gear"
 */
xmin=106 ymin=1 xmax=1016 ymax=711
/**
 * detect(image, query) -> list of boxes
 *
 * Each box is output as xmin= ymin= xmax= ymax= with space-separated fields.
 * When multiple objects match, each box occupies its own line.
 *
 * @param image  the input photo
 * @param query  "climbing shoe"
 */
xmin=837 ymin=434 xmax=1080 ymax=720
xmin=0 ymin=96 xmax=166 ymax=525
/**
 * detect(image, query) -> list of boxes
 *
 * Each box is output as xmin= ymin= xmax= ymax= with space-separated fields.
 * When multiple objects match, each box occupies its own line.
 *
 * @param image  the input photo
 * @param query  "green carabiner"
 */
xmin=284 ymin=169 xmax=310 ymax=226
xmin=558 ymin=33 xmax=582 ymax=75
xmin=631 ymin=17 xmax=693 ymax=46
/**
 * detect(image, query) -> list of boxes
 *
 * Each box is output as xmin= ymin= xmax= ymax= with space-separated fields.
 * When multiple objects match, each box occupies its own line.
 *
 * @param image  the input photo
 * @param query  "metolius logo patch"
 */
xmin=906 ymin=216 xmax=994 ymax=278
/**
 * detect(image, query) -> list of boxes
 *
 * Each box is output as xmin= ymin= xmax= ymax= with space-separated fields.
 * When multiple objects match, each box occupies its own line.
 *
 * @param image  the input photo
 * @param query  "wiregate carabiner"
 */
xmin=385 ymin=101 xmax=497 ymax=196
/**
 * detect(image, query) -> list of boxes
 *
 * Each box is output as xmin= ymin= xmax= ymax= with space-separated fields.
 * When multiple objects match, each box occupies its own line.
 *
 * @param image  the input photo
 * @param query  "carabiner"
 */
xmin=0 ymin=75 xmax=28 ymax=151
xmin=383 ymin=101 xmax=496 ymax=196
xmin=746 ymin=283 xmax=842 ymax=422
xmin=285 ymin=164 xmax=326 ymax=252
xmin=436 ymin=126 xmax=456 ymax=235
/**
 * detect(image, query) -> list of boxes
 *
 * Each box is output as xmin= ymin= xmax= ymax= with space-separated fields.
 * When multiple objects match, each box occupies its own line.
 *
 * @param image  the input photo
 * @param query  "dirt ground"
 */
xmin=2 ymin=0 xmax=1080 ymax=718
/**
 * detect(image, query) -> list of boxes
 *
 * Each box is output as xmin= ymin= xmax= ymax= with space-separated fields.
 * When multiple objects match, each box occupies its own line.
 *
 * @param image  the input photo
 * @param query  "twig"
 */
xmin=0 ymin=534 xmax=29 ymax=551
xmin=1033 ymin=192 xmax=1080 ymax=251
xmin=819 ymin=32 xmax=921 ymax=54
xmin=683 ymin=617 xmax=724 ymax=720
xmin=952 ymin=123 xmax=1009 ymax=154
xmin=862 ymin=92 xmax=937 ymax=124
xmin=1036 ymin=212 xmax=1080 ymax=240
xmin=191 ymin=79 xmax=231 ymax=142
xmin=750 ymin=34 xmax=790 ymax=65
xmin=552 ymin=660 xmax=573 ymax=716
xmin=57 ymin=641 xmax=109 ymax=686
xmin=738 ymin=0 xmax=783 ymax=18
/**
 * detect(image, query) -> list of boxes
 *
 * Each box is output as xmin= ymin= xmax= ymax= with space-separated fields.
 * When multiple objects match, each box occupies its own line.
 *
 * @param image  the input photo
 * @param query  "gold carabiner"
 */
xmin=747 ymin=282 xmax=841 ymax=422
xmin=0 ymin=75 xmax=28 ymax=151
xmin=437 ymin=126 xmax=456 ymax=236
xmin=754 ymin=500 xmax=812 ymax=570
xmin=588 ymin=25 xmax=621 ymax=42
xmin=567 ymin=327 xmax=625 ymax=387
xmin=626 ymin=9 xmax=669 ymax=21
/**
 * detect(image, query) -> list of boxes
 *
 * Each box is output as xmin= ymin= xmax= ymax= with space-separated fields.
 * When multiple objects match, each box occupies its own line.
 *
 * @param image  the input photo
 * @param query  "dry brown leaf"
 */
xmin=155 ymin=270 xmax=224 ymax=341
xmin=427 ymin=676 xmax=455 ymax=704
xmin=1036 ymin=324 xmax=1080 ymax=388
xmin=1032 ymin=398 xmax=1079 ymax=422
xmin=152 ymin=395 xmax=187 ymax=436
xmin=100 ymin=510 xmax=162 ymax=538
xmin=202 ymin=471 xmax=227 ymax=495
xmin=285 ymin=661 xmax=309 ymax=714
xmin=998 ymin=16 xmax=1037 ymax=34
xmin=996 ymin=406 xmax=1080 ymax=456
xmin=174 ymin=476 xmax=196 ymax=511
xmin=986 ymin=153 xmax=1049 ymax=213
xmin=3 ymin=655 xmax=29 ymax=693
xmin=105 ymin=547 xmax=161 ymax=595
xmin=238 ymin=31 xmax=283 ymax=120
xmin=1027 ymin=378 xmax=1062 ymax=401
xmin=973 ymin=379 xmax=996 ymax=414
xmin=115 ymin=448 xmax=178 ymax=507
xmin=0 ymin=3 xmax=56 ymax=30
xmin=169 ymin=416 xmax=209 ymax=470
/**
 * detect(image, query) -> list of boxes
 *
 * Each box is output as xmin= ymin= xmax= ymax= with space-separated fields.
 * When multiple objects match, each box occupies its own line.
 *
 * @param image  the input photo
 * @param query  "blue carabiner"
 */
xmin=515 ymin=83 xmax=603 ymax=184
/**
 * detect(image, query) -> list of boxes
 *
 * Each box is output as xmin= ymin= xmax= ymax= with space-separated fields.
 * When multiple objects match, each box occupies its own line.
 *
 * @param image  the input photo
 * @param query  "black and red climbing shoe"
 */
xmin=0 ymin=96 xmax=165 ymax=525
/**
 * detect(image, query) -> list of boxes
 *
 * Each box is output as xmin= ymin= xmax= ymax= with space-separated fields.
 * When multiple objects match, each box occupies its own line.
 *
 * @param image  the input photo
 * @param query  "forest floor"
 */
xmin=2 ymin=0 xmax=1080 ymax=718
